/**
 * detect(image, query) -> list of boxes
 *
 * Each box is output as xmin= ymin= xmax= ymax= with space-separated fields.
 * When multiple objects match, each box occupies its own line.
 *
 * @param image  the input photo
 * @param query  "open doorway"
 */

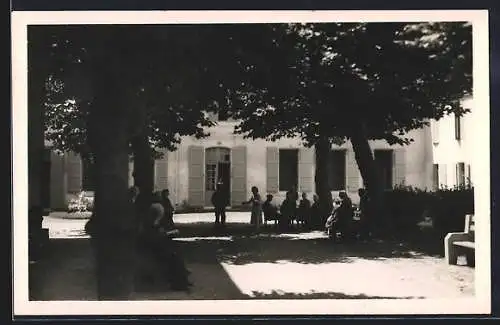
xmin=205 ymin=147 xmax=231 ymax=206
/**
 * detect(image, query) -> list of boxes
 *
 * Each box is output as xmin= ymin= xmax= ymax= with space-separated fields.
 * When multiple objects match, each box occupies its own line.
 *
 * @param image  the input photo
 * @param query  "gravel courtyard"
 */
xmin=31 ymin=212 xmax=474 ymax=301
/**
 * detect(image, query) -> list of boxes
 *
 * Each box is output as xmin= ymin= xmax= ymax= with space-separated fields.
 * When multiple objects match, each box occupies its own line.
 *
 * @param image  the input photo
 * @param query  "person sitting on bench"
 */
xmin=279 ymin=191 xmax=297 ymax=229
xmin=297 ymin=192 xmax=311 ymax=229
xmin=263 ymin=194 xmax=280 ymax=226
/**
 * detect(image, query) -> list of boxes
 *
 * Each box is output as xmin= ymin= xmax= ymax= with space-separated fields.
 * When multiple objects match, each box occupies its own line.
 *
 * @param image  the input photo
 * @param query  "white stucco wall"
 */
xmin=165 ymin=120 xmax=433 ymax=207
xmin=431 ymin=95 xmax=475 ymax=187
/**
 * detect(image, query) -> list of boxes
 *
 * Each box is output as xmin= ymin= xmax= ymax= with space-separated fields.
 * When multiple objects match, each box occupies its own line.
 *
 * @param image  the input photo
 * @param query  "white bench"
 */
xmin=444 ymin=214 xmax=475 ymax=267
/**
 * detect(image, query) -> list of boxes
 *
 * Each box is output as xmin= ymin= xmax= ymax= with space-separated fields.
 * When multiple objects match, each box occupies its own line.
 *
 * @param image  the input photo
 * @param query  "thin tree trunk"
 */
xmin=314 ymin=134 xmax=333 ymax=223
xmin=87 ymin=66 xmax=136 ymax=300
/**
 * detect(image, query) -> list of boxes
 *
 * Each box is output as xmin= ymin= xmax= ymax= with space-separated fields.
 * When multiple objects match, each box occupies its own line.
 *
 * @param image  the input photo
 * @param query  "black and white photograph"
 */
xmin=12 ymin=10 xmax=491 ymax=316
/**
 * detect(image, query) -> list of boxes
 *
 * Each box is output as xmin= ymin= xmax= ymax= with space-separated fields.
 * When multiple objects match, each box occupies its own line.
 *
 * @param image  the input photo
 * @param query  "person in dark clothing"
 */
xmin=332 ymin=191 xmax=355 ymax=241
xmin=297 ymin=192 xmax=311 ymax=228
xmin=262 ymin=194 xmax=280 ymax=226
xmin=211 ymin=182 xmax=229 ymax=227
xmin=286 ymin=186 xmax=299 ymax=204
xmin=279 ymin=191 xmax=297 ymax=229
xmin=160 ymin=189 xmax=176 ymax=230
xmin=309 ymin=194 xmax=321 ymax=229
xmin=139 ymin=191 xmax=192 ymax=291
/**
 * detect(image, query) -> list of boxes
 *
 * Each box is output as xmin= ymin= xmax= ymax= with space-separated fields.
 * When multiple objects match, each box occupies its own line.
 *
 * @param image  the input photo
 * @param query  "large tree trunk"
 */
xmin=87 ymin=64 xmax=137 ymax=300
xmin=131 ymin=132 xmax=155 ymax=218
xmin=314 ymin=135 xmax=333 ymax=223
xmin=349 ymin=124 xmax=389 ymax=236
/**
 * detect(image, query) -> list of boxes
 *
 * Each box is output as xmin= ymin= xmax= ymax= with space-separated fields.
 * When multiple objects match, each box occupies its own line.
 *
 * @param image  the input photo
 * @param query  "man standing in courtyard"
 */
xmin=211 ymin=180 xmax=229 ymax=227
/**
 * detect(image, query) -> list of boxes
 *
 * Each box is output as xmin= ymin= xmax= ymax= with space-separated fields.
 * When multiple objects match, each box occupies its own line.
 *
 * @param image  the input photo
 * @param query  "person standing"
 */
xmin=160 ymin=189 xmax=176 ymax=230
xmin=211 ymin=181 xmax=229 ymax=227
xmin=242 ymin=186 xmax=263 ymax=229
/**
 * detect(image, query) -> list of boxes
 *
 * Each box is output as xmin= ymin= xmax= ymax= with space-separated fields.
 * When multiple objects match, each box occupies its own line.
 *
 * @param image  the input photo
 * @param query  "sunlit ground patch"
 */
xmin=174 ymin=236 xmax=234 ymax=242
xmin=220 ymin=258 xmax=474 ymax=299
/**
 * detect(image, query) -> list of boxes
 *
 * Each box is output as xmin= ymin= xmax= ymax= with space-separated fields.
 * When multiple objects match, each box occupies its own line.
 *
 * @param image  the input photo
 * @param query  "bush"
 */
xmin=380 ymin=185 xmax=474 ymax=240
xmin=382 ymin=185 xmax=432 ymax=237
xmin=428 ymin=185 xmax=474 ymax=239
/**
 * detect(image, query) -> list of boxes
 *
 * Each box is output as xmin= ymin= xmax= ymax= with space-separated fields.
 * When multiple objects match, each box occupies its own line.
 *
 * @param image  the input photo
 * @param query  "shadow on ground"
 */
xmin=173 ymin=223 xmax=445 ymax=266
xmin=30 ymin=221 xmax=451 ymax=301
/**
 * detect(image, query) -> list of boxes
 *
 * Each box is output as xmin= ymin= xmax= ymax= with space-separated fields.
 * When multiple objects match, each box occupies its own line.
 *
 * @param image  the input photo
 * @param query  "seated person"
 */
xmin=327 ymin=191 xmax=355 ymax=241
xmin=297 ymin=192 xmax=311 ymax=227
xmin=279 ymin=192 xmax=297 ymax=228
xmin=262 ymin=194 xmax=280 ymax=224
xmin=309 ymin=194 xmax=321 ymax=229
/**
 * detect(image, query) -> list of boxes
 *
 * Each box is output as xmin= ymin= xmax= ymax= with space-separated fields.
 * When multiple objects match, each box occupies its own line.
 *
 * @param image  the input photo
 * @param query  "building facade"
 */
xmin=429 ymin=95 xmax=475 ymax=190
xmin=45 ymin=115 xmax=438 ymax=210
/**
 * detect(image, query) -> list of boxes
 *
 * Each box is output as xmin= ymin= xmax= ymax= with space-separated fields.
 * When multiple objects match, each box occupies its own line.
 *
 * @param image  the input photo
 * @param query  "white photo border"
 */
xmin=11 ymin=9 xmax=491 ymax=316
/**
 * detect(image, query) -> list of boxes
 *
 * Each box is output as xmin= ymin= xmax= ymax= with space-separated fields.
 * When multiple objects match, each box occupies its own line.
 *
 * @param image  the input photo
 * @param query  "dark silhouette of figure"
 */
xmin=280 ymin=191 xmax=297 ymax=229
xmin=211 ymin=181 xmax=229 ymax=227
xmin=139 ymin=191 xmax=191 ymax=291
xmin=160 ymin=189 xmax=175 ymax=230
xmin=331 ymin=191 xmax=355 ymax=241
xmin=310 ymin=194 xmax=321 ymax=229
xmin=287 ymin=186 xmax=299 ymax=204
xmin=297 ymin=192 xmax=311 ymax=228
xmin=262 ymin=194 xmax=280 ymax=226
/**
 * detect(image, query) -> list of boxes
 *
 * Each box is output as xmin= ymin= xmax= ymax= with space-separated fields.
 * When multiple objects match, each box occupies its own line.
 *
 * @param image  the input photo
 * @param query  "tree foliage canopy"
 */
xmin=225 ymin=22 xmax=472 ymax=146
xmin=34 ymin=25 xmax=238 ymax=158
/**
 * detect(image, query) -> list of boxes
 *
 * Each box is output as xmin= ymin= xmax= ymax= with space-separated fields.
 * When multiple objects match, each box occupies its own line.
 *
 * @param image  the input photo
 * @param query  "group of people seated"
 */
xmin=262 ymin=186 xmax=370 ymax=241
xmin=262 ymin=188 xmax=321 ymax=229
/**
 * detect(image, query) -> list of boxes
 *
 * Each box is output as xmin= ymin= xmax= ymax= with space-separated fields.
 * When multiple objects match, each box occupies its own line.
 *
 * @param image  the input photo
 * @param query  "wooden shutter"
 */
xmin=266 ymin=147 xmax=279 ymax=193
xmin=188 ymin=146 xmax=204 ymax=207
xmin=231 ymin=146 xmax=247 ymax=206
xmin=155 ymin=150 xmax=169 ymax=191
xmin=66 ymin=152 xmax=82 ymax=193
xmin=392 ymin=148 xmax=406 ymax=187
xmin=346 ymin=150 xmax=360 ymax=192
xmin=298 ymin=147 xmax=314 ymax=192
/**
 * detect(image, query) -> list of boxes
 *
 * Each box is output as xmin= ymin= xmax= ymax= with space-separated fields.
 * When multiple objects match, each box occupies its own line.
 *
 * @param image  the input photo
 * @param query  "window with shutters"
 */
xmin=456 ymin=162 xmax=466 ymax=187
xmin=279 ymin=149 xmax=298 ymax=191
xmin=432 ymin=164 xmax=439 ymax=190
xmin=455 ymin=114 xmax=462 ymax=140
xmin=374 ymin=150 xmax=393 ymax=190
xmin=328 ymin=150 xmax=346 ymax=191
xmin=81 ymin=158 xmax=95 ymax=191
